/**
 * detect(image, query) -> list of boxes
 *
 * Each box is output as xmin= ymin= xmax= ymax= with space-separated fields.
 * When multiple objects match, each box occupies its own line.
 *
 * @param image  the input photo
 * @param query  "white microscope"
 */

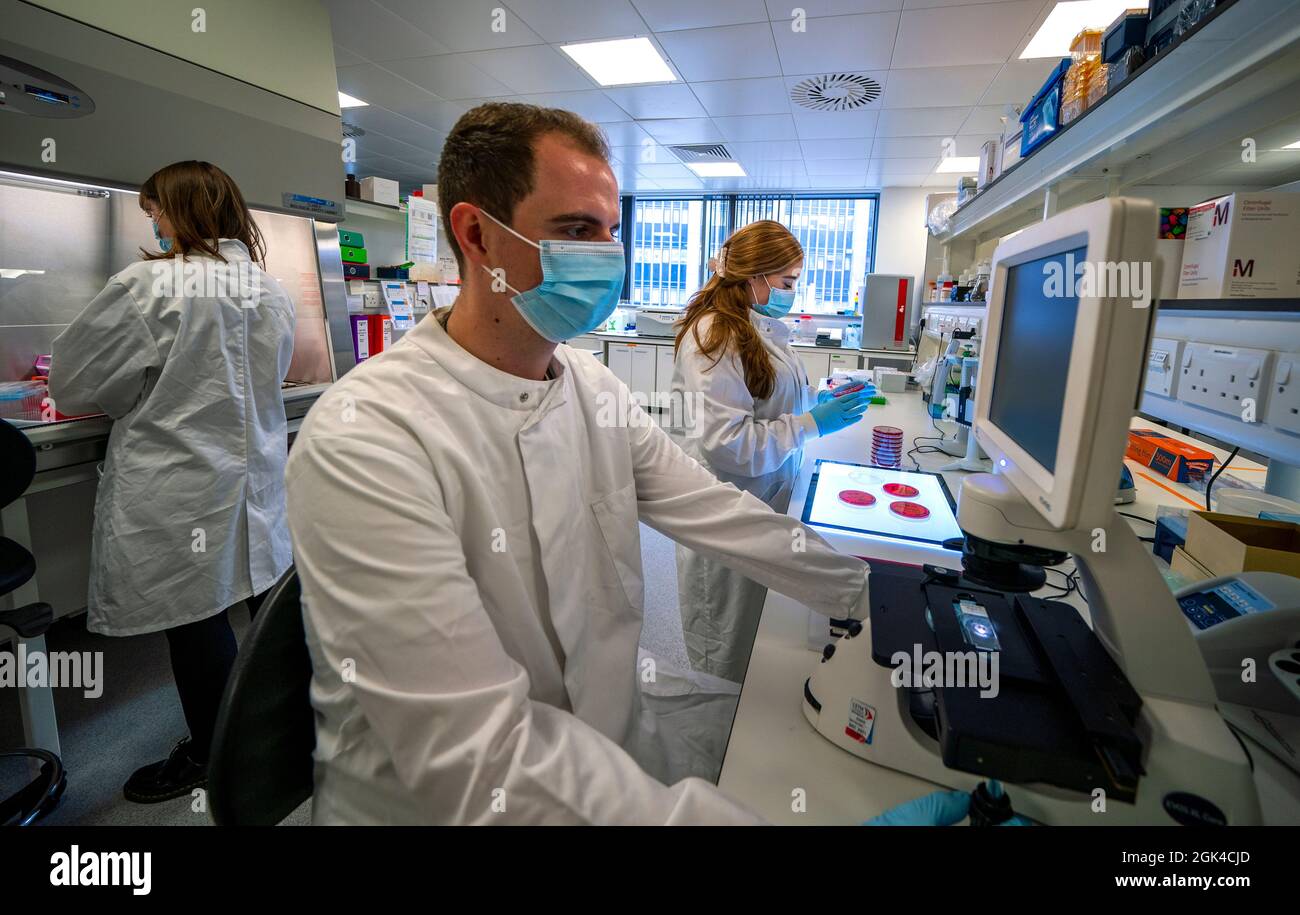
xmin=803 ymin=198 xmax=1263 ymax=825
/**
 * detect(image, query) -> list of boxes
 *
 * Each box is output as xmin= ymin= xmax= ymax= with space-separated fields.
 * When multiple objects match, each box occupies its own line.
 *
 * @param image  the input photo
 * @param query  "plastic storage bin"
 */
xmin=1020 ymin=58 xmax=1072 ymax=156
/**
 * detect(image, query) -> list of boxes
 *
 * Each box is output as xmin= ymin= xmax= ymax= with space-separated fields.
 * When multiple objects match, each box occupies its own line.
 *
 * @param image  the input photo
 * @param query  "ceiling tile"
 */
xmin=613 ymin=142 xmax=685 ymax=167
xmin=958 ymin=105 xmax=1011 ymax=135
xmin=979 ymin=58 xmax=1060 ymax=106
xmin=336 ymin=64 xmax=441 ymax=110
xmin=636 ymin=163 xmax=698 ymax=180
xmin=656 ymin=22 xmax=783 ymax=81
xmin=728 ymin=139 xmax=805 ymax=160
xmin=874 ymin=106 xmax=969 ymax=136
xmin=333 ymin=44 xmax=366 ymax=68
xmin=800 ymin=138 xmax=872 ymax=158
xmin=635 ymin=0 xmax=769 ymax=31
xmin=388 ymin=98 xmax=475 ymax=133
xmin=602 ymin=83 xmax=708 ymax=119
xmin=343 ymin=106 xmax=447 ymax=147
xmin=807 ymin=175 xmax=871 ymax=188
xmin=902 ymin=0 xmax=1022 ymax=8
xmin=461 ymin=45 xmax=595 ymax=92
xmin=741 ymin=158 xmax=808 ymax=175
xmin=505 ymin=0 xmax=648 ymax=42
xmin=882 ymin=64 xmax=1001 ymax=108
xmin=766 ymin=0 xmax=903 ymax=15
xmin=891 ymin=1 xmax=1049 ymax=69
xmin=514 ymin=91 xmax=633 ymax=122
xmin=383 ymin=55 xmax=515 ymax=100
xmin=374 ymin=0 xmax=543 ymax=52
xmin=791 ymin=106 xmax=879 ymax=139
xmin=638 ymin=118 xmax=727 ymax=144
xmin=805 ymin=158 xmax=870 ymax=175
xmin=323 ymin=0 xmax=454 ymax=61
xmin=714 ymin=113 xmax=799 ymax=141
xmin=600 ymin=121 xmax=654 ymax=145
xmin=691 ymin=78 xmax=792 ymax=117
xmin=872 ymin=155 xmax=940 ymax=174
xmin=871 ymin=134 xmax=949 ymax=158
xmin=772 ymin=12 xmax=900 ymax=74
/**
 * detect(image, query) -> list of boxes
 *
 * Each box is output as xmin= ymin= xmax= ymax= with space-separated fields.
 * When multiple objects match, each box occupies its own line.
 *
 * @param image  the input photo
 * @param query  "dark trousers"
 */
xmin=164 ymin=590 xmax=267 ymax=763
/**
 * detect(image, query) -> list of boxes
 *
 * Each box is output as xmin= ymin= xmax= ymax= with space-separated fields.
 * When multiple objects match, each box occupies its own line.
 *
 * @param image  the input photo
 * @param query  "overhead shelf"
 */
xmin=934 ymin=0 xmax=1300 ymax=246
xmin=343 ymin=198 xmax=408 ymax=224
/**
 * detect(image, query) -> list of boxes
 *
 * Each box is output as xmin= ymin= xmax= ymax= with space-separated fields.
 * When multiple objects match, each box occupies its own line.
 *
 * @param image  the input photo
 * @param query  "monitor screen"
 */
xmin=987 ymin=246 xmax=1086 ymax=474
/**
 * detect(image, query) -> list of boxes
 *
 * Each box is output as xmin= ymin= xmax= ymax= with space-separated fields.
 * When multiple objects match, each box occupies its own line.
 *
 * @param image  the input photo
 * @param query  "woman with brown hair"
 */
xmin=49 ymin=161 xmax=296 ymax=802
xmin=671 ymin=220 xmax=869 ymax=682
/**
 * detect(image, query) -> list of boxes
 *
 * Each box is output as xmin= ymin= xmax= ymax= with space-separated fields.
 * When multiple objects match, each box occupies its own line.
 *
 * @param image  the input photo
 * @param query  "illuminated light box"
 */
xmin=801 ymin=460 xmax=961 ymax=548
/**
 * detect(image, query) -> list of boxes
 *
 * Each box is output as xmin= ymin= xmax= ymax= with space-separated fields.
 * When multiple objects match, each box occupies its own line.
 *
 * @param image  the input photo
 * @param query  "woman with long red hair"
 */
xmin=672 ymin=220 xmax=869 ymax=682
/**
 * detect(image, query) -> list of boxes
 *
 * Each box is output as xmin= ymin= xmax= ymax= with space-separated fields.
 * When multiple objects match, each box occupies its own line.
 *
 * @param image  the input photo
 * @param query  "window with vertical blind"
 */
xmin=624 ymin=193 xmax=877 ymax=316
xmin=628 ymin=198 xmax=703 ymax=307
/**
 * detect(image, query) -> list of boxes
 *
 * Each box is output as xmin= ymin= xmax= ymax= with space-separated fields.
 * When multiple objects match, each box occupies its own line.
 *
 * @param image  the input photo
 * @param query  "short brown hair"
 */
xmin=436 ymin=102 xmax=610 ymax=268
xmin=138 ymin=160 xmax=265 ymax=264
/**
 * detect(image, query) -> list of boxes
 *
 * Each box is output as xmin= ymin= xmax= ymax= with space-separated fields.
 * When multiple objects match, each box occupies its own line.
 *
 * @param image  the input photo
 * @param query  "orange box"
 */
xmin=1126 ymin=428 xmax=1215 ymax=484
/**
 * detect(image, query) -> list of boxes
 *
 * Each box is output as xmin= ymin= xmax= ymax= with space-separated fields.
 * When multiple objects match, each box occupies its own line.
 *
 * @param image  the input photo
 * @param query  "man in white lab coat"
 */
xmin=285 ymin=103 xmax=870 ymax=825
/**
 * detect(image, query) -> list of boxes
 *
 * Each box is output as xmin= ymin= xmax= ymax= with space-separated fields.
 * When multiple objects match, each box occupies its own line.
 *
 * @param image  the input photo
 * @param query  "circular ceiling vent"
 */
xmin=789 ymin=73 xmax=881 ymax=112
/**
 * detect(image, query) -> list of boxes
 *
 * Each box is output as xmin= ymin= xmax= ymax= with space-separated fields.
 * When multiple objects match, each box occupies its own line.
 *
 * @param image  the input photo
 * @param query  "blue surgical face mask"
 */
xmin=753 ymin=275 xmax=796 ymax=318
xmin=152 ymin=218 xmax=173 ymax=253
xmin=479 ymin=209 xmax=625 ymax=343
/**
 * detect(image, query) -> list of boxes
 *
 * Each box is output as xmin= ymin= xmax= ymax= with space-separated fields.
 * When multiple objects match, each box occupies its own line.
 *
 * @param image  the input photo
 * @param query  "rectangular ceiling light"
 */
xmin=1021 ymin=1 xmax=1148 ymax=59
xmin=1283 ymin=139 xmax=1300 ymax=149
xmin=561 ymin=37 xmax=675 ymax=87
xmin=935 ymin=156 xmax=980 ymax=173
xmin=338 ymin=91 xmax=368 ymax=108
xmin=687 ymin=161 xmax=747 ymax=178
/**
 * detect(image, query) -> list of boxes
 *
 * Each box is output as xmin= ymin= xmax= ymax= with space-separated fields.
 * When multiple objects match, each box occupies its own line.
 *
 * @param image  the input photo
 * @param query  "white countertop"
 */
xmin=590 ymin=328 xmax=914 ymax=355
xmin=715 ymin=387 xmax=1296 ymax=825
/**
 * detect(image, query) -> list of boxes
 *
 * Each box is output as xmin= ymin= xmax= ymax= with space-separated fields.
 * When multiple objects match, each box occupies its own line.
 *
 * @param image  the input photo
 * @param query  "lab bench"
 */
xmin=579 ymin=329 xmax=914 ymax=417
xmin=716 ymin=387 xmax=1300 ymax=825
xmin=0 ymin=384 xmax=328 ymax=759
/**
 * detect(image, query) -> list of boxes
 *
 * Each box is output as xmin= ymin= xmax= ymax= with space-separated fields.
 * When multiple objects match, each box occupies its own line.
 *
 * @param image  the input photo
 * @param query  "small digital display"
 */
xmin=988 ymin=246 xmax=1086 ymax=474
xmin=25 ymin=85 xmax=70 ymax=105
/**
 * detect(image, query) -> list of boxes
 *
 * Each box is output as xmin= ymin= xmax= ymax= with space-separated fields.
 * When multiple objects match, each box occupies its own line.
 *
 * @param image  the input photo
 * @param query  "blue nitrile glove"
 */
xmin=809 ymin=389 xmax=869 ymax=435
xmin=864 ymin=789 xmax=1031 ymax=826
xmin=816 ymin=387 xmax=836 ymax=404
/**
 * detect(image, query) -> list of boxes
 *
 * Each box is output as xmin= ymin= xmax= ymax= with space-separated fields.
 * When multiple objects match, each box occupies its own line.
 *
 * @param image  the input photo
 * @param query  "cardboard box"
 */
xmin=1183 ymin=512 xmax=1300 ymax=578
xmin=360 ymin=176 xmax=400 ymax=207
xmin=1170 ymin=545 xmax=1215 ymax=582
xmin=1126 ymin=428 xmax=1215 ymax=483
xmin=1178 ymin=193 xmax=1300 ymax=298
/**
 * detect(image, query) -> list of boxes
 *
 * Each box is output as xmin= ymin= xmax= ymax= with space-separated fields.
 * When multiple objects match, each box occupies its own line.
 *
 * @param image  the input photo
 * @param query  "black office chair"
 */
xmin=0 ymin=419 xmax=65 ymax=825
xmin=208 ymin=567 xmax=316 ymax=825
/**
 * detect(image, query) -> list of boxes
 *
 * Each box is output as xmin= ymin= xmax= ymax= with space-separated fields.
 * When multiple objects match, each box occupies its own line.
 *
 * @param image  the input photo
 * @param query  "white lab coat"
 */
xmin=49 ymin=240 xmax=295 ymax=636
xmin=284 ymin=306 xmax=869 ymax=825
xmin=672 ymin=311 xmax=819 ymax=681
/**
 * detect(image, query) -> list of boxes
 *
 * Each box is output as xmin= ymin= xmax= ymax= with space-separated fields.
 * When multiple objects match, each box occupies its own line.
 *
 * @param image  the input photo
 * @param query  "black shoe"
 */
xmin=123 ymin=738 xmax=207 ymax=804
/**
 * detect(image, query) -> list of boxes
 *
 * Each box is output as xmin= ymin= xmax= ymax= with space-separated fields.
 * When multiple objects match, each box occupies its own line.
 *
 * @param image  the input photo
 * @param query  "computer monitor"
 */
xmin=972 ymin=197 xmax=1158 ymax=531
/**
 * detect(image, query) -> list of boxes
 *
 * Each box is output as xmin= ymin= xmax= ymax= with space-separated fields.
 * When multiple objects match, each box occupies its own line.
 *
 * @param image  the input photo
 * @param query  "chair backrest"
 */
xmin=208 ymin=567 xmax=316 ymax=826
xmin=0 ymin=421 xmax=37 ymax=509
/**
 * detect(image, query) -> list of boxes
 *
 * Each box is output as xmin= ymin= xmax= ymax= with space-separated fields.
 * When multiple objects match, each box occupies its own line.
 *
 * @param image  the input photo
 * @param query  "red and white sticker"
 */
xmin=845 ymin=698 xmax=876 ymax=745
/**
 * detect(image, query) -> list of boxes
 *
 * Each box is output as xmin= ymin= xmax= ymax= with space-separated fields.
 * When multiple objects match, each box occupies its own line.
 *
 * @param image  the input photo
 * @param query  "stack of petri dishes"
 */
xmin=871 ymin=425 xmax=903 ymax=469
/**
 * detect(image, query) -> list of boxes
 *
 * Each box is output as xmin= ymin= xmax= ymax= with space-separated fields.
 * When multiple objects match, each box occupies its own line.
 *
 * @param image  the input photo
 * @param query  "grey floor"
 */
xmin=0 ymin=524 xmax=688 ymax=826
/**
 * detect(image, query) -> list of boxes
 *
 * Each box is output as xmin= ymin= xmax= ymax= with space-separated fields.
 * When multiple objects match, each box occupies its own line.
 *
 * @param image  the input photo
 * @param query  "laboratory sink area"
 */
xmin=2 ymin=0 xmax=1300 ymax=895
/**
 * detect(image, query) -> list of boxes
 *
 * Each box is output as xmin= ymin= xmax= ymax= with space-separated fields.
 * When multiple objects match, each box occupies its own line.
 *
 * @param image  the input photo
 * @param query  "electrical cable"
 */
xmin=1204 ymin=446 xmax=1240 ymax=511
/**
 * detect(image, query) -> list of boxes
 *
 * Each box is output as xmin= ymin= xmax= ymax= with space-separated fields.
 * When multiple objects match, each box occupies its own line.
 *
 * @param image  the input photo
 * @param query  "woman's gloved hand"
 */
xmin=864 ymin=789 xmax=1031 ymax=826
xmin=809 ymin=389 xmax=869 ymax=436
